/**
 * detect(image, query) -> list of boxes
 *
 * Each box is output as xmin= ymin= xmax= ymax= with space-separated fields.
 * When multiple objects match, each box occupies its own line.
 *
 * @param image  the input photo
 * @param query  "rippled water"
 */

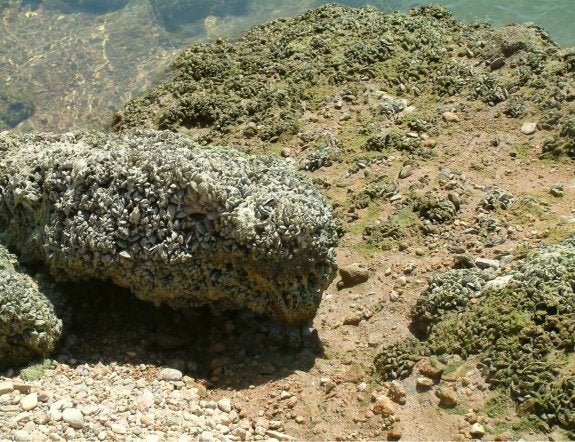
xmin=1 ymin=0 xmax=572 ymax=132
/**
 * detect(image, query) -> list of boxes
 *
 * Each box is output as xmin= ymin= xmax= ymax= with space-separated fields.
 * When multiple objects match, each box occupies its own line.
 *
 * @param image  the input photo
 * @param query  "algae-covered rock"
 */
xmin=0 ymin=130 xmax=338 ymax=325
xmin=0 ymin=243 xmax=62 ymax=369
xmin=113 ymin=4 xmax=574 ymax=161
xmin=375 ymin=237 xmax=575 ymax=435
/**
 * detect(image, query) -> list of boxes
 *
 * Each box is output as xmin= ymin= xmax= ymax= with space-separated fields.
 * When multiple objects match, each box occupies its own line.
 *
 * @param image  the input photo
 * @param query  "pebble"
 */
xmin=387 ymin=381 xmax=406 ymax=405
xmin=398 ymin=165 xmax=414 ymax=179
xmin=372 ymin=395 xmax=396 ymax=417
xmin=475 ymin=257 xmax=500 ymax=269
xmin=435 ymin=387 xmax=458 ymax=407
xmin=387 ymin=426 xmax=403 ymax=441
xmin=217 ymin=397 xmax=232 ymax=413
xmin=0 ymin=380 xmax=13 ymax=395
xmin=13 ymin=430 xmax=30 ymax=441
xmin=470 ymin=423 xmax=486 ymax=438
xmin=520 ymin=122 xmax=537 ymax=135
xmin=490 ymin=57 xmax=506 ymax=70
xmin=389 ymin=291 xmax=399 ymax=302
xmin=20 ymin=392 xmax=38 ymax=411
xmin=111 ymin=423 xmax=127 ymax=434
xmin=199 ymin=430 xmax=214 ymax=441
xmin=158 ymin=368 xmax=183 ymax=381
xmin=62 ymin=407 xmax=84 ymax=429
xmin=416 ymin=376 xmax=434 ymax=390
xmin=338 ymin=263 xmax=370 ymax=288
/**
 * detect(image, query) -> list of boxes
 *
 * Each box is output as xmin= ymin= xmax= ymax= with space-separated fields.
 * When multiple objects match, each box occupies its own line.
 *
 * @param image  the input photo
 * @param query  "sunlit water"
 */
xmin=1 ymin=0 xmax=572 ymax=132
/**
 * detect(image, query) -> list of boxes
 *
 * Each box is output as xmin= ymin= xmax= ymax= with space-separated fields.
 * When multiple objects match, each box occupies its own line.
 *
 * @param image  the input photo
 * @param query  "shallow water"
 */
xmin=1 ymin=0 xmax=573 ymax=133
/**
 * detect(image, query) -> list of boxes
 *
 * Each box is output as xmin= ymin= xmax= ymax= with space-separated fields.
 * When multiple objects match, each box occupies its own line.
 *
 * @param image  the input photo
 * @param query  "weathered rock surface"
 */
xmin=0 ymin=130 xmax=337 ymax=326
xmin=0 ymin=243 xmax=62 ymax=369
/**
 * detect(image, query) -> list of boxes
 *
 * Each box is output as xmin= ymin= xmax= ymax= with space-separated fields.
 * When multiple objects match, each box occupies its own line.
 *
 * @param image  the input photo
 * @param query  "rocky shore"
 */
xmin=2 ymin=4 xmax=575 ymax=441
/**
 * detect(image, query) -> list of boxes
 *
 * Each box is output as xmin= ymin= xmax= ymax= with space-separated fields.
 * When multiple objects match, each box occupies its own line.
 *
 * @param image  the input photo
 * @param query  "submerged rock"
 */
xmin=0 ymin=243 xmax=62 ymax=369
xmin=0 ymin=130 xmax=338 ymax=326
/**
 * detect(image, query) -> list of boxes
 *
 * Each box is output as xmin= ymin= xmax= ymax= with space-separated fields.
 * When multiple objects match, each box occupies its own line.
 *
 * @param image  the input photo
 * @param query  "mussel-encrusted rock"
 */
xmin=0 ymin=130 xmax=338 ymax=325
xmin=375 ymin=236 xmax=575 ymax=435
xmin=0 ymin=243 xmax=62 ymax=368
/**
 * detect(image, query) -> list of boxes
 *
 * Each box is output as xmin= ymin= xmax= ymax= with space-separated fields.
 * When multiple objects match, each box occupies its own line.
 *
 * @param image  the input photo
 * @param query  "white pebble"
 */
xmin=217 ymin=397 xmax=232 ymax=413
xmin=62 ymin=407 xmax=84 ymax=429
xmin=198 ymin=431 xmax=214 ymax=442
xmin=20 ymin=392 xmax=38 ymax=411
xmin=111 ymin=423 xmax=127 ymax=434
xmin=158 ymin=368 xmax=183 ymax=381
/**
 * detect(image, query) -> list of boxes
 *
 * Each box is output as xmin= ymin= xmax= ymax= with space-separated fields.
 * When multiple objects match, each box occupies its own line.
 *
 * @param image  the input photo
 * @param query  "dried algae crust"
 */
xmin=0 ymin=243 xmax=62 ymax=369
xmin=0 ymin=130 xmax=338 ymax=326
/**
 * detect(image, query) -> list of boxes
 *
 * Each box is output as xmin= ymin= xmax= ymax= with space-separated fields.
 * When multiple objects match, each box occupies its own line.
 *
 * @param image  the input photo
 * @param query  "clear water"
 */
xmin=159 ymin=0 xmax=575 ymax=47
xmin=2 ymin=0 xmax=572 ymax=132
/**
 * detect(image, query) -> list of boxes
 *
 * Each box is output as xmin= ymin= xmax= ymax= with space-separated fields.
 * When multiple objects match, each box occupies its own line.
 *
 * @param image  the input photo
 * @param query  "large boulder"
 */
xmin=0 ymin=243 xmax=63 ymax=369
xmin=0 ymin=130 xmax=338 ymax=325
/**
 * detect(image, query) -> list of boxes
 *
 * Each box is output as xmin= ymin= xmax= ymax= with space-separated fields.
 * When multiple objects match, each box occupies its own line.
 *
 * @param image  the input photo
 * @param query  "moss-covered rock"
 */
xmin=375 ymin=237 xmax=575 ymax=435
xmin=0 ymin=130 xmax=337 ymax=326
xmin=0 ymin=244 xmax=62 ymax=369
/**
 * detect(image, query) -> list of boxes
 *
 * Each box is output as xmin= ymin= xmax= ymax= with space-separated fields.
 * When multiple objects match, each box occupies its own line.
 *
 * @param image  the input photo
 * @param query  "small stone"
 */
xmin=343 ymin=312 xmax=363 ymax=326
xmin=14 ymin=430 xmax=30 ymax=441
xmin=266 ymin=429 xmax=296 ymax=440
xmin=520 ymin=122 xmax=537 ymax=135
xmin=419 ymin=357 xmax=445 ymax=379
xmin=470 ymin=423 xmax=485 ymax=438
xmin=549 ymin=184 xmax=564 ymax=197
xmin=198 ymin=431 xmax=214 ymax=442
xmin=338 ymin=263 xmax=369 ymax=288
xmin=280 ymin=148 xmax=291 ymax=158
xmin=295 ymin=415 xmax=305 ymax=424
xmin=217 ymin=397 xmax=232 ymax=413
xmin=280 ymin=390 xmax=291 ymax=400
xmin=13 ymin=382 xmax=32 ymax=394
xmin=269 ymin=420 xmax=283 ymax=430
xmin=0 ymin=380 xmax=13 ymax=395
xmin=287 ymin=396 xmax=298 ymax=408
xmin=233 ymin=428 xmax=248 ymax=440
xmin=20 ymin=392 xmax=38 ymax=411
xmin=398 ymin=165 xmax=413 ymax=179
xmin=435 ymin=387 xmax=458 ymax=407
xmin=111 ymin=423 xmax=127 ymax=434
xmin=158 ymin=368 xmax=183 ymax=381
xmin=139 ymin=389 xmax=154 ymax=410
xmin=490 ymin=57 xmax=506 ymax=70
xmin=62 ymin=407 xmax=84 ymax=429
xmin=387 ymin=381 xmax=406 ymax=405
xmin=97 ymin=431 xmax=107 ymax=441
xmin=475 ymin=257 xmax=500 ymax=269
xmin=389 ymin=291 xmax=399 ymax=302
xmin=372 ymin=395 xmax=396 ymax=417
xmin=442 ymin=111 xmax=460 ymax=122
xmin=387 ymin=426 xmax=402 ymax=441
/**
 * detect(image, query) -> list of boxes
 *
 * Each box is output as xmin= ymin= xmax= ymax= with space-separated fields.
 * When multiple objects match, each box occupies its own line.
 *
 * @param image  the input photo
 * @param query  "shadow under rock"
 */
xmin=46 ymin=281 xmax=322 ymax=389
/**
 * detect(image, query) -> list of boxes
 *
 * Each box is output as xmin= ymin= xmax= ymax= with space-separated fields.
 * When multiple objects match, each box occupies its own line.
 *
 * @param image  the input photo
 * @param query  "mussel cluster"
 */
xmin=0 ymin=129 xmax=338 ymax=362
xmin=375 ymin=237 xmax=575 ymax=434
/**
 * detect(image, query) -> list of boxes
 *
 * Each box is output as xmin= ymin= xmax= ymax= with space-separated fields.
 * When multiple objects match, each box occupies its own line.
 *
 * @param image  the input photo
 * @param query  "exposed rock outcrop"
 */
xmin=0 ymin=130 xmax=338 ymax=326
xmin=0 ymin=243 xmax=62 ymax=368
